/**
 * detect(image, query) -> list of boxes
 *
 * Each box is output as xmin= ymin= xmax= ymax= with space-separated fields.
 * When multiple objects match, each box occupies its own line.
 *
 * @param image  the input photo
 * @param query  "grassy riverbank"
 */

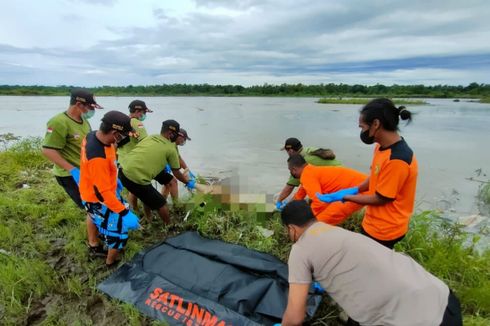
xmin=0 ymin=136 xmax=489 ymax=325
xmin=316 ymin=98 xmax=427 ymax=105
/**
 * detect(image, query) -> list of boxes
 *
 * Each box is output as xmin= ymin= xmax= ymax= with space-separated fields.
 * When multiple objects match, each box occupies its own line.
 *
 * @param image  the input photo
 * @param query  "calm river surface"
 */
xmin=1 ymin=96 xmax=489 ymax=221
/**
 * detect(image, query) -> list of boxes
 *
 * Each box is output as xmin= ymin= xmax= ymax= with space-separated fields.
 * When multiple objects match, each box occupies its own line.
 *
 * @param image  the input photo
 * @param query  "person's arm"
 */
xmin=345 ymin=161 xmax=409 ymax=205
xmin=344 ymin=192 xmax=392 ymax=205
xmin=88 ymin=158 xmax=126 ymax=213
xmin=278 ymin=184 xmax=295 ymax=202
xmin=42 ymin=148 xmax=75 ymax=172
xmin=282 ymin=283 xmax=310 ymax=326
xmin=172 ymin=168 xmax=190 ymax=184
xmin=357 ymin=176 xmax=370 ymax=192
xmin=179 ymin=155 xmax=188 ymax=171
xmin=293 ymin=185 xmax=307 ymax=200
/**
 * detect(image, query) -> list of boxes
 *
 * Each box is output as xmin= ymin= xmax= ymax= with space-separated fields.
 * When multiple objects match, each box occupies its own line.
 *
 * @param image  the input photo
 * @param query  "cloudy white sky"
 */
xmin=1 ymin=0 xmax=489 ymax=86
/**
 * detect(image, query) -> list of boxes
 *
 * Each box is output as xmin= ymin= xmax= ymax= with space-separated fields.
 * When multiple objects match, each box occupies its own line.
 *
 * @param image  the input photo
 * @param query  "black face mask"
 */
xmin=360 ymin=129 xmax=375 ymax=145
xmin=170 ymin=131 xmax=178 ymax=142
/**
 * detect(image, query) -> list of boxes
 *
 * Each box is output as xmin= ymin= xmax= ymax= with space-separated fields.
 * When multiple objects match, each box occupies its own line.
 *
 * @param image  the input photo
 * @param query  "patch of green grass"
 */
xmin=479 ymin=97 xmax=490 ymax=103
xmin=317 ymin=97 xmax=427 ymax=105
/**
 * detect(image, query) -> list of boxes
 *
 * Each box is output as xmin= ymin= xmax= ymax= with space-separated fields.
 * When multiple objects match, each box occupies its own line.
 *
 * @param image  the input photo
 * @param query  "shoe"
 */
xmin=87 ymin=243 xmax=107 ymax=259
xmin=105 ymin=260 xmax=121 ymax=269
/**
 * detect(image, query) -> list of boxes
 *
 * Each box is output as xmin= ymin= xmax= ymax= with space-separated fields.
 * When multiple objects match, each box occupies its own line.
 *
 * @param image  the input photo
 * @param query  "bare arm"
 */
xmin=357 ymin=176 xmax=370 ymax=192
xmin=179 ymin=155 xmax=188 ymax=170
xmin=172 ymin=168 xmax=190 ymax=184
xmin=344 ymin=192 xmax=392 ymax=205
xmin=42 ymin=147 xmax=75 ymax=172
xmin=282 ymin=283 xmax=310 ymax=326
xmin=278 ymin=184 xmax=295 ymax=202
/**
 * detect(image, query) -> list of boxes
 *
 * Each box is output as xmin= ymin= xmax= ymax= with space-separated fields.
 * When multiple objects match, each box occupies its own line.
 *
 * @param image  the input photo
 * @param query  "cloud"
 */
xmin=1 ymin=0 xmax=489 ymax=86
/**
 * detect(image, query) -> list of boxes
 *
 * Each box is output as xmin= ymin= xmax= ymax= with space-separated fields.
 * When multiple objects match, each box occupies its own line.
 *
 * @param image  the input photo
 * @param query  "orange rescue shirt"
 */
xmin=298 ymin=164 xmax=366 ymax=225
xmin=362 ymin=139 xmax=418 ymax=240
xmin=79 ymin=131 xmax=126 ymax=213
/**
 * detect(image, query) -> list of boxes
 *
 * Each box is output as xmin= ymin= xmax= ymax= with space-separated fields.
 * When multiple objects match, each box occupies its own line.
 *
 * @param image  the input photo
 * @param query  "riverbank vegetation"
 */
xmin=1 ymin=82 xmax=490 ymax=99
xmin=316 ymin=98 xmax=427 ymax=105
xmin=0 ymin=136 xmax=489 ymax=325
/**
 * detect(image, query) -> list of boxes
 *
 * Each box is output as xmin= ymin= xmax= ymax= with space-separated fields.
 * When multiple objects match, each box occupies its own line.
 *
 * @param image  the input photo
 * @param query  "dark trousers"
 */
xmin=440 ymin=290 xmax=462 ymax=326
xmin=345 ymin=290 xmax=462 ymax=326
xmin=361 ymin=227 xmax=405 ymax=249
xmin=55 ymin=175 xmax=84 ymax=209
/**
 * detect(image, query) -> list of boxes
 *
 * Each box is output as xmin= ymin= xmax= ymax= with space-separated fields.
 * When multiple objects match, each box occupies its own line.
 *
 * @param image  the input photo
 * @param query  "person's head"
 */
xmin=69 ymin=88 xmax=102 ymax=120
xmin=176 ymin=128 xmax=191 ymax=146
xmin=287 ymin=154 xmax=307 ymax=179
xmin=99 ymin=110 xmax=133 ymax=144
xmin=281 ymin=200 xmax=316 ymax=242
xmin=281 ymin=137 xmax=303 ymax=156
xmin=161 ymin=119 xmax=180 ymax=142
xmin=128 ymin=99 xmax=153 ymax=121
xmin=358 ymin=98 xmax=412 ymax=145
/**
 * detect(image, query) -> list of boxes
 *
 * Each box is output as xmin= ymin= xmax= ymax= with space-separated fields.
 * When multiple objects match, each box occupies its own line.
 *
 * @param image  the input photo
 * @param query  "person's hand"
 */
xmin=164 ymin=164 xmax=172 ymax=174
xmin=121 ymin=210 xmax=140 ymax=231
xmin=186 ymin=178 xmax=196 ymax=190
xmin=316 ymin=187 xmax=359 ymax=203
xmin=275 ymin=200 xmax=287 ymax=211
xmin=312 ymin=281 xmax=325 ymax=294
xmin=69 ymin=167 xmax=80 ymax=185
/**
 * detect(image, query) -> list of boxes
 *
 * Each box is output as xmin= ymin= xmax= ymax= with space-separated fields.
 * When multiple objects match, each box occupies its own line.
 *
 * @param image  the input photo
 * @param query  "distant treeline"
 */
xmin=1 ymin=83 xmax=489 ymax=98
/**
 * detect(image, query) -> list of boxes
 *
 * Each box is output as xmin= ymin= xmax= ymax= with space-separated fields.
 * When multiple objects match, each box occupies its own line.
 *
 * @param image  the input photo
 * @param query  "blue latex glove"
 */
xmin=313 ymin=281 xmax=325 ymax=294
xmin=186 ymin=178 xmax=196 ymax=190
xmin=273 ymin=324 xmax=281 ymax=326
xmin=316 ymin=187 xmax=359 ymax=203
xmin=69 ymin=167 xmax=80 ymax=185
xmin=121 ymin=210 xmax=140 ymax=231
xmin=275 ymin=200 xmax=287 ymax=211
xmin=164 ymin=164 xmax=172 ymax=174
xmin=188 ymin=170 xmax=196 ymax=179
xmin=116 ymin=178 xmax=123 ymax=196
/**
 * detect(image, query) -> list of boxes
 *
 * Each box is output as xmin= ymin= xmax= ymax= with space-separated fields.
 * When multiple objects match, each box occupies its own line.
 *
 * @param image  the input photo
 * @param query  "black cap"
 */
xmin=101 ymin=111 xmax=133 ymax=135
xmin=162 ymin=119 xmax=180 ymax=133
xmin=129 ymin=100 xmax=153 ymax=113
xmin=71 ymin=88 xmax=102 ymax=109
xmin=281 ymin=137 xmax=302 ymax=151
xmin=178 ymin=128 xmax=191 ymax=140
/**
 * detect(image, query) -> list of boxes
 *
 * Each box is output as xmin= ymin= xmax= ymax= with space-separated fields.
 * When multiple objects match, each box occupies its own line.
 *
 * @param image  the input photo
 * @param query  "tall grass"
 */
xmin=0 ymin=135 xmax=488 ymax=325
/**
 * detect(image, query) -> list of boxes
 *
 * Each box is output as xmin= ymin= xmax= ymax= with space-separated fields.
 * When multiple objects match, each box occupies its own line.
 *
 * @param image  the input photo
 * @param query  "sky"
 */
xmin=1 ymin=0 xmax=490 ymax=86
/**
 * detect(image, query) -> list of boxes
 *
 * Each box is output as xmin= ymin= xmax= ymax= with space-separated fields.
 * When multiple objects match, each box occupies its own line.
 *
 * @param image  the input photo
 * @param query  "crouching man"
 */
xmin=279 ymin=200 xmax=462 ymax=326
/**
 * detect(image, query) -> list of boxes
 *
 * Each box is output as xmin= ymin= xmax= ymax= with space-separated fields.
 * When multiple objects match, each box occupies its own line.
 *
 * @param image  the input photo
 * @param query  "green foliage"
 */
xmin=1 ymin=82 xmax=490 ymax=97
xmin=317 ymin=97 xmax=427 ymax=105
xmin=0 ymin=255 xmax=56 ymax=319
xmin=397 ymin=211 xmax=490 ymax=316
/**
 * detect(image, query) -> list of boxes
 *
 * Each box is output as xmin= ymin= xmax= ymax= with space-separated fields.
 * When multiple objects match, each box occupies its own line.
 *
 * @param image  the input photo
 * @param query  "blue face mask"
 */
xmin=138 ymin=114 xmax=146 ymax=122
xmin=82 ymin=109 xmax=95 ymax=120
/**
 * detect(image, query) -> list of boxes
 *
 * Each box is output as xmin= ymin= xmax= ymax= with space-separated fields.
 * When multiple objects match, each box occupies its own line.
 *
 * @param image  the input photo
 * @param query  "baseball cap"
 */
xmin=161 ymin=119 xmax=180 ymax=133
xmin=281 ymin=137 xmax=302 ymax=151
xmin=178 ymin=128 xmax=191 ymax=140
xmin=101 ymin=111 xmax=134 ymax=135
xmin=128 ymin=99 xmax=153 ymax=113
xmin=70 ymin=88 xmax=103 ymax=109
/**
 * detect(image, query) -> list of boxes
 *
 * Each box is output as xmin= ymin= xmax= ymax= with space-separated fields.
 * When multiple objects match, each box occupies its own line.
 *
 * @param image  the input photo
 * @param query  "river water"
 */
xmin=1 ymin=96 xmax=489 ymax=223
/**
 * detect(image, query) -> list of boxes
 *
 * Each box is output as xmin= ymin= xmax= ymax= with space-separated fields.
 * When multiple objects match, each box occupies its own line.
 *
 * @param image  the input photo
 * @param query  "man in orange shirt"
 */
xmin=288 ymin=154 xmax=366 ymax=225
xmin=80 ymin=111 xmax=140 ymax=267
